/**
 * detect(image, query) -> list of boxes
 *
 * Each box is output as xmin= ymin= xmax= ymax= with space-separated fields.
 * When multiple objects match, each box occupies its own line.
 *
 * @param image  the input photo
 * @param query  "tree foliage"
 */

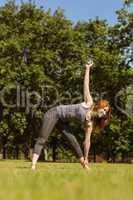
xmin=0 ymin=1 xmax=132 ymax=161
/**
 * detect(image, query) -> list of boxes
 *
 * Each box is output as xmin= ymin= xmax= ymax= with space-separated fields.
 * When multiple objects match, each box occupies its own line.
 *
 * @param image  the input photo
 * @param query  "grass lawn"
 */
xmin=0 ymin=160 xmax=132 ymax=200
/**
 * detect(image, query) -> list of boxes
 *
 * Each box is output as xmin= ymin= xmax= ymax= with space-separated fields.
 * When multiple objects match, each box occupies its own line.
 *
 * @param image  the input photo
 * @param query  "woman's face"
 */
xmin=97 ymin=106 xmax=109 ymax=118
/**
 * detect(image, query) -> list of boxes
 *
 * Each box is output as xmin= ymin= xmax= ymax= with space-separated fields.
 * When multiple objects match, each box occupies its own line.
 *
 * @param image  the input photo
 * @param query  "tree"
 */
xmin=0 ymin=1 xmax=132 ymax=161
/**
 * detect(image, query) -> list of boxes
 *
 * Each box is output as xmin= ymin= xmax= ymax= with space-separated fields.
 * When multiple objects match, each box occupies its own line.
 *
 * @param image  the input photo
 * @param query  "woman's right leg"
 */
xmin=32 ymin=107 xmax=59 ymax=170
xmin=56 ymin=121 xmax=84 ymax=165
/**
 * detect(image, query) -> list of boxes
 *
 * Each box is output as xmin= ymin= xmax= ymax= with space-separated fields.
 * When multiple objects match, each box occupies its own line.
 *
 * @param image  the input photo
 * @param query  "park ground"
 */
xmin=0 ymin=160 xmax=132 ymax=200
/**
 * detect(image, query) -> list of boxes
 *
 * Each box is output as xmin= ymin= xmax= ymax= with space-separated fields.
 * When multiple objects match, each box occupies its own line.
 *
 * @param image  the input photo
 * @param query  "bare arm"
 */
xmin=83 ymin=62 xmax=93 ymax=105
xmin=83 ymin=123 xmax=93 ymax=162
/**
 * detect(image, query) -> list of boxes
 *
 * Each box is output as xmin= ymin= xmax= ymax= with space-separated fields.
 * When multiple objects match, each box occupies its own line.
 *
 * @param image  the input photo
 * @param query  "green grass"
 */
xmin=0 ymin=160 xmax=132 ymax=200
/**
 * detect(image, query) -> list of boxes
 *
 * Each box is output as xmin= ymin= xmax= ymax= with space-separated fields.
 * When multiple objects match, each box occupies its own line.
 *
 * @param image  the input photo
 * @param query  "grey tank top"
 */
xmin=56 ymin=103 xmax=91 ymax=124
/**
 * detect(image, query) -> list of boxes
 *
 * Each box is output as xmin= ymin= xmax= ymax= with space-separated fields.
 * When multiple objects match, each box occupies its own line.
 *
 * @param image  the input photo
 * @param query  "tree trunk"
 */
xmin=18 ymin=145 xmax=25 ymax=160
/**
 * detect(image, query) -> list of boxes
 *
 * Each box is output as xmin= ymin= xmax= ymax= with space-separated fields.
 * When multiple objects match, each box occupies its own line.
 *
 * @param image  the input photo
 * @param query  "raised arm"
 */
xmin=83 ymin=61 xmax=93 ymax=105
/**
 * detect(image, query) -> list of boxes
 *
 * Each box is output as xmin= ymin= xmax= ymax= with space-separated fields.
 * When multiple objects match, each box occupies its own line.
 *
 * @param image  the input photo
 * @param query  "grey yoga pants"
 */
xmin=33 ymin=107 xmax=83 ymax=159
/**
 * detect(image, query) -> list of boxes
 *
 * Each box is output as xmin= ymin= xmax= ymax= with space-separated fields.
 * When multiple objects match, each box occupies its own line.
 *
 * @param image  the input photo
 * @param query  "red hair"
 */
xmin=92 ymin=100 xmax=112 ymax=131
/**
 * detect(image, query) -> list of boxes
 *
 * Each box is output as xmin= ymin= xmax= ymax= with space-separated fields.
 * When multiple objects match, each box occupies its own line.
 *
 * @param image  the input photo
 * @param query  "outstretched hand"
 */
xmin=83 ymin=159 xmax=90 ymax=170
xmin=80 ymin=157 xmax=90 ymax=170
xmin=85 ymin=60 xmax=94 ymax=70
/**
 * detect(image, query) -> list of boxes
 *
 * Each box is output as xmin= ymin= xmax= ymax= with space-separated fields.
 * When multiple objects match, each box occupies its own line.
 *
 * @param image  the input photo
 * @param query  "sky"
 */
xmin=0 ymin=0 xmax=132 ymax=24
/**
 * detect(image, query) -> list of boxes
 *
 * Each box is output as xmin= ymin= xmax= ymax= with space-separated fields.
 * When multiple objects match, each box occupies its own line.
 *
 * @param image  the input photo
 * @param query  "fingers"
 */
xmin=84 ymin=160 xmax=89 ymax=166
xmin=84 ymin=164 xmax=91 ymax=171
xmin=85 ymin=60 xmax=94 ymax=69
xmin=80 ymin=157 xmax=91 ymax=170
xmin=87 ymin=60 xmax=93 ymax=66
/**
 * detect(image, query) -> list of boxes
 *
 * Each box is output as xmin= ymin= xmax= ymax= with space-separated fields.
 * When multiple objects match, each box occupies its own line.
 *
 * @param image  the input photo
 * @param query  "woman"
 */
xmin=31 ymin=61 xmax=112 ymax=170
